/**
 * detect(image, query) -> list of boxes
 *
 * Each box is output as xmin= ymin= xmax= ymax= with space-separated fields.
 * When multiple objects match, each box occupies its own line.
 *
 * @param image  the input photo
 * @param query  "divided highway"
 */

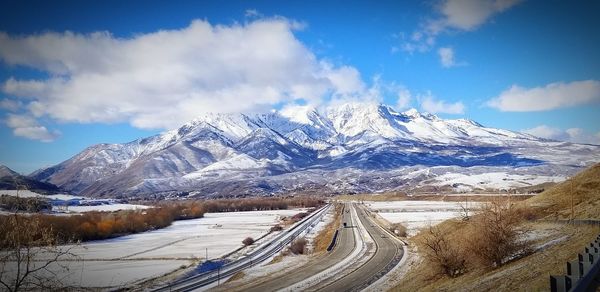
xmin=234 ymin=203 xmax=357 ymax=292
xmin=312 ymin=204 xmax=404 ymax=291
xmin=153 ymin=204 xmax=331 ymax=292
xmin=154 ymin=202 xmax=404 ymax=292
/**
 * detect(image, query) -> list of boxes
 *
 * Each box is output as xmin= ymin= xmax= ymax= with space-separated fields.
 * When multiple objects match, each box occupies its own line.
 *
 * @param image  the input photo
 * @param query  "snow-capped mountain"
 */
xmin=30 ymin=103 xmax=600 ymax=197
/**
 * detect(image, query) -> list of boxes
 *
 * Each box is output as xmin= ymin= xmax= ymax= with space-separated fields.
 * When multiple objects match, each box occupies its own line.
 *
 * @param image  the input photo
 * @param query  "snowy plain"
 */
xmin=366 ymin=201 xmax=479 ymax=236
xmin=428 ymin=172 xmax=566 ymax=191
xmin=14 ymin=209 xmax=305 ymax=289
xmin=0 ymin=190 xmax=84 ymax=200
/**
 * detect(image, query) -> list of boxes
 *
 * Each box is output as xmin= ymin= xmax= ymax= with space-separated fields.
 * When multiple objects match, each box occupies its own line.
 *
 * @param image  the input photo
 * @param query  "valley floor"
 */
xmin=5 ymin=209 xmax=305 ymax=290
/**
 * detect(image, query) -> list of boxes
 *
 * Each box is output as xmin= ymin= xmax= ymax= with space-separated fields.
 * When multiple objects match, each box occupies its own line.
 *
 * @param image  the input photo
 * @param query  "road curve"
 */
xmin=227 ymin=203 xmax=357 ymax=292
xmin=313 ymin=203 xmax=404 ymax=292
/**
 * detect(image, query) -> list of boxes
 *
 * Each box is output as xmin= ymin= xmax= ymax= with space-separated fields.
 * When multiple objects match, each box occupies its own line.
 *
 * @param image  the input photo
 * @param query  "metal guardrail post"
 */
xmin=550 ymin=233 xmax=600 ymax=292
xmin=550 ymin=275 xmax=573 ymax=292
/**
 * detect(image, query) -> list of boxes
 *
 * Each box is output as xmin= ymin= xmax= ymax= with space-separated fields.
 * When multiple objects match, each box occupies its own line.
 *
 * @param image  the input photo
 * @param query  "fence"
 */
xmin=550 ymin=234 xmax=600 ymax=292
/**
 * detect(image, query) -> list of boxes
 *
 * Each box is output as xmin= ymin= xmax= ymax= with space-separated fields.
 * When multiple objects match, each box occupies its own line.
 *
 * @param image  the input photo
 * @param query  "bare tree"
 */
xmin=0 ymin=214 xmax=78 ymax=291
xmin=458 ymin=195 xmax=470 ymax=221
xmin=0 ymin=177 xmax=77 ymax=291
xmin=417 ymin=225 xmax=466 ymax=278
xmin=468 ymin=198 xmax=531 ymax=268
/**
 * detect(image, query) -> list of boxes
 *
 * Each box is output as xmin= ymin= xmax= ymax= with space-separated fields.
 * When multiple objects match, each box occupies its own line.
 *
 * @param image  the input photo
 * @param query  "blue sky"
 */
xmin=1 ymin=0 xmax=599 ymax=173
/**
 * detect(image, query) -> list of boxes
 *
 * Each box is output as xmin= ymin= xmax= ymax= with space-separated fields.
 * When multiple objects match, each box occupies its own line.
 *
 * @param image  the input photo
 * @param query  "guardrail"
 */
xmin=550 ymin=234 xmax=600 ymax=292
xmin=326 ymin=230 xmax=339 ymax=252
xmin=153 ymin=203 xmax=331 ymax=291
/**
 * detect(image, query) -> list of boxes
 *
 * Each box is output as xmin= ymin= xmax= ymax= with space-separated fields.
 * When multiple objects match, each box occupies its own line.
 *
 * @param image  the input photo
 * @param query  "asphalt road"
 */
xmin=313 ymin=204 xmax=403 ymax=292
xmin=225 ymin=203 xmax=357 ymax=292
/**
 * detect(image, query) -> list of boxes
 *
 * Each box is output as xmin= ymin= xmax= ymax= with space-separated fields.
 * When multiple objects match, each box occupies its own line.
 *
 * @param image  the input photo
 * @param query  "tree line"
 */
xmin=0 ymin=195 xmax=52 ymax=213
xmin=0 ymin=196 xmax=324 ymax=248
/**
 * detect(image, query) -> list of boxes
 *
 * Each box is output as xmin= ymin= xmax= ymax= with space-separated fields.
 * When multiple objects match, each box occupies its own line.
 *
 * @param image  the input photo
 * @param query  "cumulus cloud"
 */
xmin=0 ymin=18 xmax=365 ymax=132
xmin=0 ymin=98 xmax=21 ymax=111
xmin=438 ymin=0 xmax=521 ymax=31
xmin=522 ymin=125 xmax=600 ymax=145
xmin=5 ymin=114 xmax=60 ymax=142
xmin=401 ymin=0 xmax=521 ymax=53
xmin=487 ymin=80 xmax=600 ymax=111
xmin=419 ymin=92 xmax=465 ymax=114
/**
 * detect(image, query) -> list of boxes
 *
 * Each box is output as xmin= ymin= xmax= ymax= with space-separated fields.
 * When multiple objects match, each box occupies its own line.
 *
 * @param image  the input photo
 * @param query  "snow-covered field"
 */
xmin=218 ymin=206 xmax=335 ymax=289
xmin=0 ymin=190 xmax=84 ymax=200
xmin=56 ymin=203 xmax=150 ymax=213
xmin=366 ymin=201 xmax=479 ymax=236
xmin=429 ymin=172 xmax=566 ymax=192
xmin=27 ymin=209 xmax=304 ymax=289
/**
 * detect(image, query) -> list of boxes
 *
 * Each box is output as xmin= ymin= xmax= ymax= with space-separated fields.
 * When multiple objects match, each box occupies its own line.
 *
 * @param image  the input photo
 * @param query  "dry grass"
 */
xmin=393 ymin=162 xmax=600 ymax=291
xmin=528 ymin=162 xmax=600 ymax=219
xmin=266 ymin=253 xmax=285 ymax=265
xmin=224 ymin=271 xmax=245 ymax=283
xmin=394 ymin=223 xmax=599 ymax=291
xmin=312 ymin=203 xmax=343 ymax=253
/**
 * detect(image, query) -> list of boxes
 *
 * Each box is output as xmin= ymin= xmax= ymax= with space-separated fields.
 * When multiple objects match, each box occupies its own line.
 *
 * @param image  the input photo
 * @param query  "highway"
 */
xmin=311 ymin=203 xmax=404 ymax=292
xmin=152 ymin=204 xmax=331 ymax=292
xmin=230 ymin=203 xmax=357 ymax=292
xmin=154 ymin=202 xmax=404 ymax=292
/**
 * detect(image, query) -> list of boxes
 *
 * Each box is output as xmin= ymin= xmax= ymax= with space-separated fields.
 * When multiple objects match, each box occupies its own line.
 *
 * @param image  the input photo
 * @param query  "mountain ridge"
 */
xmin=28 ymin=102 xmax=600 ymax=198
xmin=0 ymin=164 xmax=61 ymax=194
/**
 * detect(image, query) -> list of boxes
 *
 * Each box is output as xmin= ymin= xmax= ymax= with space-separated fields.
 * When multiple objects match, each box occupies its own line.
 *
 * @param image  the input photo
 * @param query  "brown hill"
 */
xmin=528 ymin=162 xmax=600 ymax=219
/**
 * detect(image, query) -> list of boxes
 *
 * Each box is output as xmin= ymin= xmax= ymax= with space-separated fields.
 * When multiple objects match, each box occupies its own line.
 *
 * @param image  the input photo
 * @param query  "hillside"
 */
xmin=528 ymin=162 xmax=600 ymax=219
xmin=394 ymin=163 xmax=600 ymax=291
xmin=0 ymin=165 xmax=61 ymax=194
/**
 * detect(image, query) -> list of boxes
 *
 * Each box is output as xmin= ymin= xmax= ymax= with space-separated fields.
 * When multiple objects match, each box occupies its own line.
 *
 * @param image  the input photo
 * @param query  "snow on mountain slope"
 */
xmin=29 ymin=102 xmax=600 ymax=197
xmin=0 ymin=165 xmax=19 ymax=178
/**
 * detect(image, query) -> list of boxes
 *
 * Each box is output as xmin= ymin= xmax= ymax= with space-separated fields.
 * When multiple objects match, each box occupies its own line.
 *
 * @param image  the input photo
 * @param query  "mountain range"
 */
xmin=26 ymin=102 xmax=600 ymax=198
xmin=0 ymin=165 xmax=60 ymax=194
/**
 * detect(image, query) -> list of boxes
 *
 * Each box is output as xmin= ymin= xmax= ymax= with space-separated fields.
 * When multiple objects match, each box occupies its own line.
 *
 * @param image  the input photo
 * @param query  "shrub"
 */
xmin=417 ymin=225 xmax=467 ymax=278
xmin=389 ymin=223 xmax=407 ymax=237
xmin=0 ymin=195 xmax=52 ymax=212
xmin=242 ymin=237 xmax=255 ymax=246
xmin=270 ymin=224 xmax=283 ymax=232
xmin=290 ymin=212 xmax=309 ymax=222
xmin=467 ymin=199 xmax=532 ymax=268
xmin=289 ymin=238 xmax=308 ymax=255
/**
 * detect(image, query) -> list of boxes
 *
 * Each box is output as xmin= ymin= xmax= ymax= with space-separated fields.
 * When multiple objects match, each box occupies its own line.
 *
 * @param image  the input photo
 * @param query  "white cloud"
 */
xmin=396 ymin=87 xmax=412 ymax=110
xmin=5 ymin=114 xmax=60 ymax=142
xmin=0 ymin=19 xmax=366 ymax=131
xmin=419 ymin=92 xmax=465 ymax=114
xmin=439 ymin=0 xmax=521 ymax=31
xmin=438 ymin=47 xmax=460 ymax=67
xmin=245 ymin=9 xmax=262 ymax=18
xmin=487 ymin=80 xmax=600 ymax=111
xmin=400 ymin=0 xmax=521 ymax=53
xmin=522 ymin=125 xmax=600 ymax=145
xmin=0 ymin=98 xmax=21 ymax=111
